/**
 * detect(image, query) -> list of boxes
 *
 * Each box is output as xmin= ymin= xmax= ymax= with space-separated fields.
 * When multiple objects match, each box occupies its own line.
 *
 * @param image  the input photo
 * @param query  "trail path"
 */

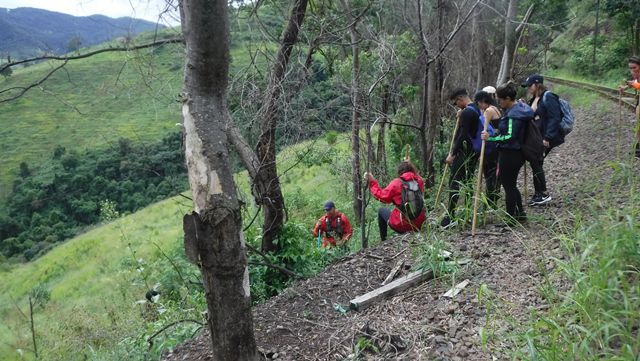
xmin=163 ymin=96 xmax=639 ymax=360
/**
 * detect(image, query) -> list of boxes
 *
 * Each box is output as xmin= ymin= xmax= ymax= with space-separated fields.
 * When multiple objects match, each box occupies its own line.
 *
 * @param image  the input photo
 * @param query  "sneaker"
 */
xmin=635 ymin=143 xmax=640 ymax=159
xmin=528 ymin=193 xmax=540 ymax=206
xmin=531 ymin=192 xmax=552 ymax=206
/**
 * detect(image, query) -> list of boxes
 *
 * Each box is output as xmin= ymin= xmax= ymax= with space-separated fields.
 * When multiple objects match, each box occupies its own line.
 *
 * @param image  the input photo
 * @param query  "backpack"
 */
xmin=398 ymin=179 xmax=424 ymax=220
xmin=521 ymin=118 xmax=544 ymax=162
xmin=324 ymin=216 xmax=343 ymax=239
xmin=468 ymin=105 xmax=496 ymax=154
xmin=543 ymin=91 xmax=575 ymax=135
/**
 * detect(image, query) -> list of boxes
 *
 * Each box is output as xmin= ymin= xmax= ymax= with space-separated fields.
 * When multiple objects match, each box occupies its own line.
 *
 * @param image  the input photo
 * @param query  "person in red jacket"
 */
xmin=365 ymin=161 xmax=426 ymax=241
xmin=312 ymin=201 xmax=353 ymax=248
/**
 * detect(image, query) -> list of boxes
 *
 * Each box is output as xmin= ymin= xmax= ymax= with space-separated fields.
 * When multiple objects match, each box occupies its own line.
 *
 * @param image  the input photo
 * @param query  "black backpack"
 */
xmin=324 ymin=216 xmax=343 ymax=239
xmin=521 ymin=118 xmax=544 ymax=162
xmin=398 ymin=180 xmax=424 ymax=220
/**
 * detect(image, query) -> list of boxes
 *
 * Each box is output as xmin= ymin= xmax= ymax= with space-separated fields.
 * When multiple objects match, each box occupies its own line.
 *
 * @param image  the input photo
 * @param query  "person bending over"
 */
xmin=365 ymin=161 xmax=426 ymax=241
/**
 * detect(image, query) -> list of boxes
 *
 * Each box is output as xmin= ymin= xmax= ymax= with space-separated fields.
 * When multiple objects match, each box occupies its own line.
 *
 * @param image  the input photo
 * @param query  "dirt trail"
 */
xmin=163 ymin=96 xmax=639 ymax=360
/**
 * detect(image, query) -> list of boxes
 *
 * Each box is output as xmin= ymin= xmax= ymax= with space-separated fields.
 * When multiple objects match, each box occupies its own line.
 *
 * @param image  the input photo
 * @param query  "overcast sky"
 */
xmin=0 ymin=0 xmax=179 ymax=25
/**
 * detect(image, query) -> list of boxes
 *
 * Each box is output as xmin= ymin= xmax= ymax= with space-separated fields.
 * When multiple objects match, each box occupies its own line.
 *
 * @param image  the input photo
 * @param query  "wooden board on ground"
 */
xmin=381 ymin=260 xmax=405 ymax=286
xmin=443 ymin=279 xmax=470 ymax=298
xmin=350 ymin=269 xmax=434 ymax=311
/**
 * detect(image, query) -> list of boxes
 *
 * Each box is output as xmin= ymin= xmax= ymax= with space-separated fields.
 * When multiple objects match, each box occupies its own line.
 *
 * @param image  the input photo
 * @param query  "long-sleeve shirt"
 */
xmin=451 ymin=105 xmax=480 ymax=156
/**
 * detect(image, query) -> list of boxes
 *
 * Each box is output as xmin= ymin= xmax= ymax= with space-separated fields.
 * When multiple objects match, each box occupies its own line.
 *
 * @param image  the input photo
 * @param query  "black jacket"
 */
xmin=451 ymin=104 xmax=480 ymax=156
xmin=488 ymin=101 xmax=534 ymax=151
xmin=531 ymin=91 xmax=565 ymax=147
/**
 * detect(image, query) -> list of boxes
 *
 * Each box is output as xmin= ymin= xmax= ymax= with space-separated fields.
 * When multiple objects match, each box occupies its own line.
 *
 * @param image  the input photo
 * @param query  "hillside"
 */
xmin=0 ymin=134 xmax=360 ymax=360
xmin=0 ymin=7 xmax=162 ymax=58
xmin=164 ymin=87 xmax=640 ymax=360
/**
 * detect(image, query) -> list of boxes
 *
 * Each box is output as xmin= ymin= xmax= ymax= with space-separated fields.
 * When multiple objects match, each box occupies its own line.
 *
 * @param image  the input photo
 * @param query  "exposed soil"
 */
xmin=162 ymin=96 xmax=639 ymax=360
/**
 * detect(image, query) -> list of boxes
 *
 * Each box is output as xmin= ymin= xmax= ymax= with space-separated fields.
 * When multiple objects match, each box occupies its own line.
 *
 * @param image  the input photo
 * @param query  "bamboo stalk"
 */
xmin=471 ymin=112 xmax=490 ymax=236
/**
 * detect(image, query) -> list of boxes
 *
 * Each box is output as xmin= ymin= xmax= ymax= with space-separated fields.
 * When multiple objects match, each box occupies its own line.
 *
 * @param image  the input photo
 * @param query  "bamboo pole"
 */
xmin=523 ymin=163 xmax=528 ymax=205
xmin=618 ymin=91 xmax=623 ymax=159
xmin=471 ymin=113 xmax=490 ymax=236
xmin=434 ymin=113 xmax=461 ymax=211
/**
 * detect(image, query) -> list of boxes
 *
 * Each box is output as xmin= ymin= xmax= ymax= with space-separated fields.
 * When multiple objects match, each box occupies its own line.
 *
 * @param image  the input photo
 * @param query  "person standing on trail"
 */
xmin=365 ymin=161 xmax=425 ymax=241
xmin=440 ymin=88 xmax=481 ymax=228
xmin=481 ymin=82 xmax=533 ymax=223
xmin=522 ymin=74 xmax=564 ymax=206
xmin=474 ymin=90 xmax=502 ymax=207
xmin=312 ymin=201 xmax=353 ymax=248
xmin=619 ymin=56 xmax=640 ymax=158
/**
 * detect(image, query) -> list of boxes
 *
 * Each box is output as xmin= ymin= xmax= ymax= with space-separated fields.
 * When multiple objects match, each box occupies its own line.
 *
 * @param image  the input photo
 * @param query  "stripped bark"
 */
xmin=180 ymin=1 xmax=258 ymax=359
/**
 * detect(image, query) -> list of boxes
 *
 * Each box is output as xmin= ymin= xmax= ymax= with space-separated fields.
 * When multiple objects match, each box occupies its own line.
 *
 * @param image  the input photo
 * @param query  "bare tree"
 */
xmin=340 ymin=0 xmax=366 ymax=225
xmin=179 ymin=0 xmax=258 ymax=359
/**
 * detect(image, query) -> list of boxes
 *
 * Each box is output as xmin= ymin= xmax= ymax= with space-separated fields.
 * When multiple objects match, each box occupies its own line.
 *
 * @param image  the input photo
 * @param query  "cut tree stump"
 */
xmin=350 ymin=269 xmax=434 ymax=311
xmin=443 ymin=279 xmax=470 ymax=298
xmin=381 ymin=260 xmax=405 ymax=286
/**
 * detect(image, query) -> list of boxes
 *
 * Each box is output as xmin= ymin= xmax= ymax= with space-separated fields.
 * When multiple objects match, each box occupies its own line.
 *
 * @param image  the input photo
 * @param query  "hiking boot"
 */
xmin=440 ymin=216 xmax=457 ymax=229
xmin=531 ymin=192 xmax=551 ymax=206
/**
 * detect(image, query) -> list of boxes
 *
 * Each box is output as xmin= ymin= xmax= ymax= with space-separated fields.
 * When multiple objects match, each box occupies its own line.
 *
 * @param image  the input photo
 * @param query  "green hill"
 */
xmin=0 ymin=133 xmax=367 ymax=360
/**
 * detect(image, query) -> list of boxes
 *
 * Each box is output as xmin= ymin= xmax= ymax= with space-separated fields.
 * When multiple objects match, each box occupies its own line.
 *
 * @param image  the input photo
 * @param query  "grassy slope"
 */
xmin=0 ymin=27 xmax=267 ymax=200
xmin=0 ymin=132 xmax=360 ymax=359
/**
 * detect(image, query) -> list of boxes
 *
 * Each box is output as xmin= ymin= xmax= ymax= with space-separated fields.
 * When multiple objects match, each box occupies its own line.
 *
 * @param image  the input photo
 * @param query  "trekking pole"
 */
xmin=471 ymin=115 xmax=490 ymax=236
xmin=434 ymin=113 xmax=461 ymax=211
xmin=317 ymin=231 xmax=322 ymax=248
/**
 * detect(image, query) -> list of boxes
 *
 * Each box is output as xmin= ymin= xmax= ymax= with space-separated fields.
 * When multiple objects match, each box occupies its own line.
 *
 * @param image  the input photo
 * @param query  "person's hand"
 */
xmin=543 ymin=139 xmax=550 ymax=148
xmin=481 ymin=131 xmax=490 ymax=141
xmin=445 ymin=154 xmax=455 ymax=165
xmin=363 ymin=172 xmax=373 ymax=181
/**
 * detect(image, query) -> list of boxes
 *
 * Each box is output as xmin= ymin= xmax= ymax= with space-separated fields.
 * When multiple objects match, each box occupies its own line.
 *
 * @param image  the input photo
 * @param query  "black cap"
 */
xmin=522 ymin=74 xmax=543 ymax=87
xmin=323 ymin=201 xmax=335 ymax=211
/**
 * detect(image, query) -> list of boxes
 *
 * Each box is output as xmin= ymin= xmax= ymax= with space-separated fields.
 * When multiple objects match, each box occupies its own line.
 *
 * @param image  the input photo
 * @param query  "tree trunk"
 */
xmin=376 ymin=84 xmax=389 ymax=181
xmin=179 ymin=1 xmax=258 ymax=359
xmin=340 ymin=0 xmax=363 ymax=223
xmin=496 ymin=0 xmax=518 ymax=85
xmin=252 ymin=0 xmax=309 ymax=253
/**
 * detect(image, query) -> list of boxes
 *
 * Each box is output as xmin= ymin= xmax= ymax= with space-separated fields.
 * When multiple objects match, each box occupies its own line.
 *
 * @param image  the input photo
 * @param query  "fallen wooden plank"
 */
xmin=442 ymin=279 xmax=470 ymax=298
xmin=381 ymin=260 xmax=405 ymax=286
xmin=350 ymin=269 xmax=434 ymax=311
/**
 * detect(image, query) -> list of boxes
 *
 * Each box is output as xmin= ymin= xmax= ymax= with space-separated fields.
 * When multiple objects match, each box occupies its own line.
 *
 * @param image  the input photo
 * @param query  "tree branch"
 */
xmin=0 ymin=60 xmax=68 ymax=103
xmin=0 ymin=37 xmax=183 ymax=73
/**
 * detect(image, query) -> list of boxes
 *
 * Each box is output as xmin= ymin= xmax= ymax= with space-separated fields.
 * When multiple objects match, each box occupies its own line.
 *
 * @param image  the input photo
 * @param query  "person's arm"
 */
xmin=312 ymin=217 xmax=323 ymax=237
xmin=487 ymin=118 xmax=513 ymax=143
xmin=369 ymin=177 xmax=399 ymax=204
xmin=542 ymin=92 xmax=562 ymax=142
xmin=341 ymin=214 xmax=353 ymax=242
xmin=450 ymin=108 xmax=476 ymax=155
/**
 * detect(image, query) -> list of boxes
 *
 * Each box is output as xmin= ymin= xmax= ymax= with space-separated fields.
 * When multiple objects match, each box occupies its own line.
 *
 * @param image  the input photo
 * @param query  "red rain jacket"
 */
xmin=368 ymin=172 xmax=426 ymax=233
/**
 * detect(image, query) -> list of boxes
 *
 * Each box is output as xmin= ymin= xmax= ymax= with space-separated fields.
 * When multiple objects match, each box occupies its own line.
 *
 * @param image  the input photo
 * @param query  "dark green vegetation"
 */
xmin=0 ymin=132 xmax=187 ymax=261
xmin=0 ymin=7 xmax=162 ymax=57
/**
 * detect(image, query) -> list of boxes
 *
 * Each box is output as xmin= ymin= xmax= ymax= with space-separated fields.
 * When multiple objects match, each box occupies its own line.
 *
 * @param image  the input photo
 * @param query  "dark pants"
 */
xmin=483 ymin=150 xmax=500 ymax=207
xmin=447 ymin=151 xmax=477 ymax=217
xmin=378 ymin=208 xmax=391 ymax=241
xmin=499 ymin=150 xmax=525 ymax=218
xmin=529 ymin=147 xmax=553 ymax=194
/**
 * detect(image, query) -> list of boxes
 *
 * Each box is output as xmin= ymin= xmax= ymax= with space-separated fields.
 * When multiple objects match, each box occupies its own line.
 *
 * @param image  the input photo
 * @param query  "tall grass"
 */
xmin=511 ymin=164 xmax=640 ymax=360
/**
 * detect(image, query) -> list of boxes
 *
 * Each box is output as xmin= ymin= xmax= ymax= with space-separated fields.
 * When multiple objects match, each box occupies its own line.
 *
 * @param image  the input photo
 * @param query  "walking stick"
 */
xmin=434 ymin=114 xmax=461 ymax=211
xmin=471 ymin=115 xmax=490 ymax=236
xmin=317 ymin=231 xmax=322 ymax=248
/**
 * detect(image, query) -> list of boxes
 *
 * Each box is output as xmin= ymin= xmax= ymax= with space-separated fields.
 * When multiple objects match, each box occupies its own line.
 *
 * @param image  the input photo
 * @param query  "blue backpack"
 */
xmin=543 ymin=92 xmax=574 ymax=135
xmin=468 ymin=104 xmax=496 ymax=154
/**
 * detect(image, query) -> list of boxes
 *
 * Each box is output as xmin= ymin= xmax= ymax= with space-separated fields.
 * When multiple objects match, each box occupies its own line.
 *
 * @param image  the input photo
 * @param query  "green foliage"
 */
xmin=0 ymin=132 xmax=187 ymax=260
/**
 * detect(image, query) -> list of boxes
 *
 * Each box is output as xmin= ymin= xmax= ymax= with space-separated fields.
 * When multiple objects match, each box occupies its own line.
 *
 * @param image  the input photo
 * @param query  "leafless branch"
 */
xmin=0 ymin=60 xmax=68 ymax=103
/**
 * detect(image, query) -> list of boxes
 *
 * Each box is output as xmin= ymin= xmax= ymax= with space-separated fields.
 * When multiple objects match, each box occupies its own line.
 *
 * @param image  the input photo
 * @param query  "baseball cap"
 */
xmin=522 ymin=74 xmax=543 ymax=87
xmin=482 ymin=85 xmax=496 ymax=94
xmin=323 ymin=201 xmax=335 ymax=211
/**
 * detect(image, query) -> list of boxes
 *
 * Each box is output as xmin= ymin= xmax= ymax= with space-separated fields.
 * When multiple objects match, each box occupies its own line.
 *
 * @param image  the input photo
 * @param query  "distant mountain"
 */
xmin=0 ymin=7 xmax=163 ymax=58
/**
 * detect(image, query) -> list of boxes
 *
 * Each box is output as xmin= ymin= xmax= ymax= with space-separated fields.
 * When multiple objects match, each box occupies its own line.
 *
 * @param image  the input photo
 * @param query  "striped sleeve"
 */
xmin=488 ymin=118 xmax=513 ymax=142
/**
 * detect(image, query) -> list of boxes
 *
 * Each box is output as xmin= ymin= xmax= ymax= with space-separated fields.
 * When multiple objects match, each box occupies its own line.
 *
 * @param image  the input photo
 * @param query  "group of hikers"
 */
xmin=314 ymin=57 xmax=640 ymax=247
